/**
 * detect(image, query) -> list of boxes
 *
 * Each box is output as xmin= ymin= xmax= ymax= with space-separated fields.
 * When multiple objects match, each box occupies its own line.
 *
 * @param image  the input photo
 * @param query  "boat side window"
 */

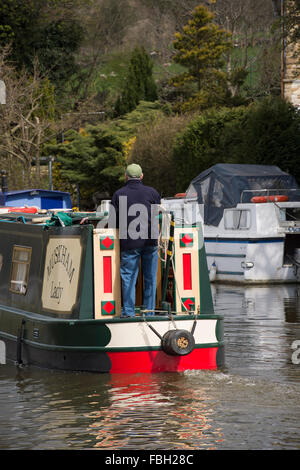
xmin=224 ymin=210 xmax=251 ymax=230
xmin=286 ymin=207 xmax=300 ymax=221
xmin=278 ymin=207 xmax=300 ymax=223
xmin=10 ymin=246 xmax=32 ymax=295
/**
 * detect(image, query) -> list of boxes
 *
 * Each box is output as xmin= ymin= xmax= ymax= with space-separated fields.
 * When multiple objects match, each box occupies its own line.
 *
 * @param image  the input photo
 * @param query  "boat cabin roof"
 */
xmin=185 ymin=164 xmax=300 ymax=226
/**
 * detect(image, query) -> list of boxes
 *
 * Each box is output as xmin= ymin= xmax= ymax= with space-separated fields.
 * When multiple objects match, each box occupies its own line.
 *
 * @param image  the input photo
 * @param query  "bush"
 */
xmin=129 ymin=113 xmax=194 ymax=197
xmin=172 ymin=97 xmax=300 ymax=191
xmin=237 ymin=97 xmax=300 ymax=181
xmin=172 ymin=106 xmax=247 ymax=191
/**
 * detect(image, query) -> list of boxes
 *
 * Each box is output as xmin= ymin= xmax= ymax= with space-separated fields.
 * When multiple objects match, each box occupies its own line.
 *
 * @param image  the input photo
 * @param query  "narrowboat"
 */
xmin=162 ymin=164 xmax=300 ymax=284
xmin=0 ymin=208 xmax=224 ymax=373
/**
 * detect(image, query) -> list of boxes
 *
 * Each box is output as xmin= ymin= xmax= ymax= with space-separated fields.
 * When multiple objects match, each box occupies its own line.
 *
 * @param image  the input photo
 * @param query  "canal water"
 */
xmin=0 ymin=284 xmax=299 ymax=450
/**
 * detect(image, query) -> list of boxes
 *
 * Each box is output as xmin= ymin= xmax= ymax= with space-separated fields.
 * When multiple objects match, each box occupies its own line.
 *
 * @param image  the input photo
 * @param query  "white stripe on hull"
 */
xmin=106 ymin=319 xmax=218 ymax=349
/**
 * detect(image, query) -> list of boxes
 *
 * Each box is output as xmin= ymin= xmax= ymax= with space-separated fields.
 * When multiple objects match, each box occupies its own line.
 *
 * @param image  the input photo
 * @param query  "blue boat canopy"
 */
xmin=0 ymin=189 xmax=72 ymax=210
xmin=185 ymin=164 xmax=300 ymax=226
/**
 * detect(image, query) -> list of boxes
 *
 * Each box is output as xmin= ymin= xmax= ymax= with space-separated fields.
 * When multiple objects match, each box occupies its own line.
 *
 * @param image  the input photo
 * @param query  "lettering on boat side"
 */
xmin=0 ymin=340 xmax=6 ymax=364
xmin=42 ymin=237 xmax=82 ymax=313
xmin=50 ymin=281 xmax=63 ymax=304
xmin=46 ymin=244 xmax=75 ymax=283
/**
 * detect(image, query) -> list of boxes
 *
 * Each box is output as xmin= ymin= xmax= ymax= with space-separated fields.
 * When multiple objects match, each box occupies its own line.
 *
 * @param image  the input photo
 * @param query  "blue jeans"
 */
xmin=120 ymin=246 xmax=158 ymax=317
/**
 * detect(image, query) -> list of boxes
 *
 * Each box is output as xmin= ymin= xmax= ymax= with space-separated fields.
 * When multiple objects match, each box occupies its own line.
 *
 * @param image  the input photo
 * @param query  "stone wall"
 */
xmin=283 ymin=42 xmax=300 ymax=107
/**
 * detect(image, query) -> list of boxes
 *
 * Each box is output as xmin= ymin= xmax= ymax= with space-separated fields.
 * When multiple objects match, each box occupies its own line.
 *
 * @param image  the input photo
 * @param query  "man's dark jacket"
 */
xmin=110 ymin=179 xmax=161 ymax=251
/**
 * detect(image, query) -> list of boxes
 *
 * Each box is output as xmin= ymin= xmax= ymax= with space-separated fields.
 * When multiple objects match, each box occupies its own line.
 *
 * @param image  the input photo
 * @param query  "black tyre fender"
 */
xmin=161 ymin=329 xmax=195 ymax=356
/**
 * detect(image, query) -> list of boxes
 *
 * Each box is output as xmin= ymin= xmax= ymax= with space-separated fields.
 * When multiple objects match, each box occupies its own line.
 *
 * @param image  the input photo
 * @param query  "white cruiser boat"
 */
xmin=162 ymin=164 xmax=300 ymax=284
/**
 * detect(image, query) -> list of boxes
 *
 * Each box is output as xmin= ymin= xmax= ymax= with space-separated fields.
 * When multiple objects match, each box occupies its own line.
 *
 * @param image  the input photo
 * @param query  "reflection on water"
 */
xmin=212 ymin=283 xmax=300 ymax=323
xmin=211 ymin=284 xmax=300 ymax=383
xmin=85 ymin=373 xmax=224 ymax=450
xmin=0 ymin=284 xmax=300 ymax=450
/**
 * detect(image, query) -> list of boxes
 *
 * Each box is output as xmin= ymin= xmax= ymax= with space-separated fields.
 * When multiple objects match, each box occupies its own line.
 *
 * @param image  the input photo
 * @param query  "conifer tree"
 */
xmin=170 ymin=4 xmax=232 ymax=110
xmin=115 ymin=47 xmax=158 ymax=116
xmin=46 ymin=126 xmax=126 ymax=198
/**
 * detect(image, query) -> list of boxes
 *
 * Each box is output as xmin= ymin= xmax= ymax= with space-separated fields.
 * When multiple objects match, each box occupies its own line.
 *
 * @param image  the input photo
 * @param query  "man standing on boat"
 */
xmin=110 ymin=163 xmax=161 ymax=317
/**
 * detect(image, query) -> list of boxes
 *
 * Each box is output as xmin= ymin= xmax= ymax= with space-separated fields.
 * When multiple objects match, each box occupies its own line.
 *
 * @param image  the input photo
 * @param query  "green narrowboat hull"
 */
xmin=0 ymin=213 xmax=225 ymax=373
xmin=0 ymin=306 xmax=224 ymax=372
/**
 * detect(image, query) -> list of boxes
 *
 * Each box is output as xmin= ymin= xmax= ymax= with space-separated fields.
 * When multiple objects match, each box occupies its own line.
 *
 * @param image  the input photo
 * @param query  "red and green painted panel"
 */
xmin=101 ymin=300 xmax=116 ymax=315
xmin=182 ymin=253 xmax=192 ymax=290
xmin=180 ymin=233 xmax=193 ymax=248
xmin=181 ymin=297 xmax=195 ymax=312
xmin=100 ymin=235 xmax=116 ymax=316
xmin=103 ymin=256 xmax=112 ymax=293
xmin=100 ymin=235 xmax=114 ymax=250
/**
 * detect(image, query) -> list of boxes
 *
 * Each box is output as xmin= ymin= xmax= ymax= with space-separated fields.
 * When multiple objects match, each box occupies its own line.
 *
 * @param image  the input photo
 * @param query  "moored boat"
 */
xmin=162 ymin=164 xmax=300 ymax=284
xmin=0 ymin=208 xmax=224 ymax=373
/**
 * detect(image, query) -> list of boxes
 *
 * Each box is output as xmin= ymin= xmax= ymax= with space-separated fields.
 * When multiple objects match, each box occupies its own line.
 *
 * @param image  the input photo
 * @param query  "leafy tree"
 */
xmin=172 ymin=97 xmax=300 ymax=191
xmin=172 ymin=106 xmax=247 ymax=191
xmin=170 ymin=4 xmax=233 ymax=111
xmin=0 ymin=0 xmax=84 ymax=96
xmin=114 ymin=47 xmax=158 ymax=116
xmin=34 ymin=19 xmax=84 ymax=96
xmin=0 ymin=0 xmax=40 ymax=66
xmin=236 ymin=97 xmax=300 ymax=182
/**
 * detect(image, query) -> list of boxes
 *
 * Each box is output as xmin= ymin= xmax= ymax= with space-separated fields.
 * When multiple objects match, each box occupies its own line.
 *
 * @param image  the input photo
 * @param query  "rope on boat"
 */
xmin=141 ymin=316 xmax=163 ymax=340
xmin=161 ymin=212 xmax=175 ymax=304
xmin=141 ymin=309 xmax=177 ymax=333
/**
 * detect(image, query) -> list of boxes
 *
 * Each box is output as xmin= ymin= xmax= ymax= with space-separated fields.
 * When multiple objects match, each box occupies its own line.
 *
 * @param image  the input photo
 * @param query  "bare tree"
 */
xmin=0 ymin=50 xmax=56 ymax=188
xmin=77 ymin=0 xmax=136 ymax=100
xmin=210 ymin=0 xmax=280 ymax=96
